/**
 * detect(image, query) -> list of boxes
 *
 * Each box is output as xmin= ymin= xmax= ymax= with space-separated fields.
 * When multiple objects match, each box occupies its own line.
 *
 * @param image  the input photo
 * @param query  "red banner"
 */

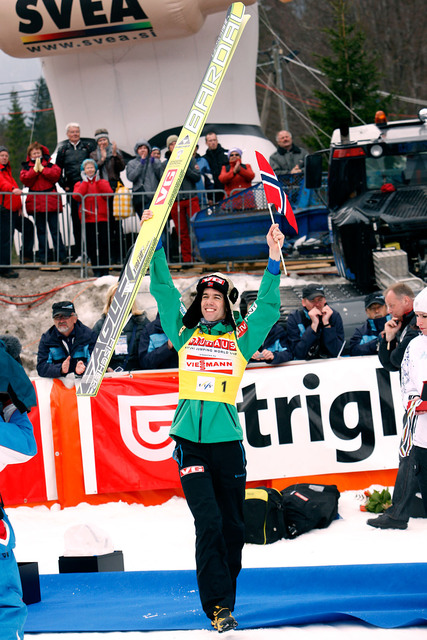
xmin=88 ymin=374 xmax=181 ymax=493
xmin=0 ymin=383 xmax=48 ymax=505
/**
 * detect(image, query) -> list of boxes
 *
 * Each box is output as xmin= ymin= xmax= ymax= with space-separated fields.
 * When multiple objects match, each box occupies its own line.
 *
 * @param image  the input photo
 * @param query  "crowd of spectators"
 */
xmin=33 ymin=278 xmax=406 ymax=381
xmin=0 ymin=126 xmax=311 ymax=275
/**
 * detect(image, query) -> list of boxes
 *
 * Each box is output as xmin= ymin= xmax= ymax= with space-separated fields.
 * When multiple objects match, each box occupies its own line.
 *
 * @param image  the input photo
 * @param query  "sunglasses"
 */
xmin=229 ymin=153 xmax=240 ymax=157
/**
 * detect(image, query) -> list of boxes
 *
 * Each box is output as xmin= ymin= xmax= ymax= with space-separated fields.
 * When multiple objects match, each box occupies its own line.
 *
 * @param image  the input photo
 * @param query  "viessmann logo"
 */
xmin=16 ymin=0 xmax=156 ymax=50
xmin=117 ymin=393 xmax=177 ymax=462
xmin=185 ymin=354 xmax=233 ymax=375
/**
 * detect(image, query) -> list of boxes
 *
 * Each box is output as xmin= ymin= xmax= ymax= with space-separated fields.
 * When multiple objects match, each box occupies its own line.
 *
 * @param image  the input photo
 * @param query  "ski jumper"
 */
xmin=149 ymin=247 xmax=281 ymax=619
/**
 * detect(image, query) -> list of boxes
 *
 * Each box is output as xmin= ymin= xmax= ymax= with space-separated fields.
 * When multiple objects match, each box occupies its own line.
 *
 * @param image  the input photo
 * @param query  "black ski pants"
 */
xmin=173 ymin=436 xmax=247 ymax=619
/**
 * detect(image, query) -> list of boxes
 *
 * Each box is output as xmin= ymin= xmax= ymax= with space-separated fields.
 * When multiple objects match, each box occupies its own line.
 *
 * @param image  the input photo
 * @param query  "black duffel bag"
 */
xmin=281 ymin=483 xmax=340 ymax=539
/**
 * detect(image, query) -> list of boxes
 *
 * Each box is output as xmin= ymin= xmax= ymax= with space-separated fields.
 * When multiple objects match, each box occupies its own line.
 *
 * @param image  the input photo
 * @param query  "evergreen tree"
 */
xmin=30 ymin=77 xmax=57 ymax=153
xmin=306 ymin=0 xmax=390 ymax=150
xmin=0 ymin=117 xmax=7 ymax=148
xmin=4 ymin=91 xmax=30 ymax=184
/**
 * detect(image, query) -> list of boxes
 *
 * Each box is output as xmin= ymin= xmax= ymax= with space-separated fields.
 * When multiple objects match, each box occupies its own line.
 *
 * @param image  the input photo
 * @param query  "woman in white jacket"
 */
xmin=401 ymin=287 xmax=427 ymax=517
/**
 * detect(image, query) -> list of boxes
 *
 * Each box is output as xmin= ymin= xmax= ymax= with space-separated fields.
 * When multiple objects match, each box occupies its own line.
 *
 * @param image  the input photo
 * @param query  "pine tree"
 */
xmin=4 ymin=91 xmax=30 ymax=184
xmin=306 ymin=0 xmax=390 ymax=150
xmin=30 ymin=77 xmax=57 ymax=154
xmin=0 ymin=117 xmax=7 ymax=148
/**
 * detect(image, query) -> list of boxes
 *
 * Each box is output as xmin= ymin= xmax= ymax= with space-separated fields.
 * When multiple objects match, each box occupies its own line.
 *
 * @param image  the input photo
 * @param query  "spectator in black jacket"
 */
xmin=37 ymin=300 xmax=97 ymax=378
xmin=378 ymin=282 xmax=419 ymax=372
xmin=368 ymin=282 xmax=421 ymax=530
xmin=93 ymin=284 xmax=148 ymax=372
xmin=349 ymin=292 xmax=390 ymax=356
xmin=286 ymin=284 xmax=344 ymax=360
xmin=138 ymin=312 xmax=178 ymax=370
xmin=202 ymin=131 xmax=228 ymax=205
xmin=269 ymin=130 xmax=307 ymax=175
xmin=250 ymin=321 xmax=292 ymax=365
xmin=55 ymin=123 xmax=96 ymax=260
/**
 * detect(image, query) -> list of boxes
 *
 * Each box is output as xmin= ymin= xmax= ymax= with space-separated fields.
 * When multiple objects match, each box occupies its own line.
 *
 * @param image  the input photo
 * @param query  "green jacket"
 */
xmin=149 ymin=248 xmax=281 ymax=443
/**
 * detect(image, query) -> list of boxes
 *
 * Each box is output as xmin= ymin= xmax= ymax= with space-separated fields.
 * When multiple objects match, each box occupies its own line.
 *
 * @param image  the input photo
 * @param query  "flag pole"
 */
xmin=268 ymin=203 xmax=288 ymax=275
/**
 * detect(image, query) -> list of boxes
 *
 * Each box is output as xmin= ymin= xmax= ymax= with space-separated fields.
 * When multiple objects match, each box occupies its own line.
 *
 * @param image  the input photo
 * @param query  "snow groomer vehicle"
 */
xmin=305 ymin=108 xmax=427 ymax=291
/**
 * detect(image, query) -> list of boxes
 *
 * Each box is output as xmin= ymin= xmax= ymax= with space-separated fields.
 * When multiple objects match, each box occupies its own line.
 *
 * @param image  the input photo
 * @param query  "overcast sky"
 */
xmin=0 ymin=50 xmax=42 ymax=119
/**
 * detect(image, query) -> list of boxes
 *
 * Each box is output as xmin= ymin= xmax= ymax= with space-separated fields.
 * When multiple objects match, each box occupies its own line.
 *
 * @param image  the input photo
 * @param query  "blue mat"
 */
xmin=25 ymin=564 xmax=427 ymax=632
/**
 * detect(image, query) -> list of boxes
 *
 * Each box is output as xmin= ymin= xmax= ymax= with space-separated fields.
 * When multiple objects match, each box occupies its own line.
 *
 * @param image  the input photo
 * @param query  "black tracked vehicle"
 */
xmin=306 ymin=109 xmax=427 ymax=291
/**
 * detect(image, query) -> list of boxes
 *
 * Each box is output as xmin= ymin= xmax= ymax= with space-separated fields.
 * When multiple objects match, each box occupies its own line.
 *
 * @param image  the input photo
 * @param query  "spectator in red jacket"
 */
xmin=0 ymin=146 xmax=21 ymax=278
xmin=20 ymin=142 xmax=66 ymax=265
xmin=73 ymin=159 xmax=113 ymax=277
xmin=218 ymin=148 xmax=255 ymax=210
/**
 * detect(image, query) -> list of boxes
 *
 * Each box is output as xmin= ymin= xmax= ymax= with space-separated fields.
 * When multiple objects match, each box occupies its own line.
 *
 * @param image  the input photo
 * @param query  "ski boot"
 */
xmin=211 ymin=606 xmax=238 ymax=633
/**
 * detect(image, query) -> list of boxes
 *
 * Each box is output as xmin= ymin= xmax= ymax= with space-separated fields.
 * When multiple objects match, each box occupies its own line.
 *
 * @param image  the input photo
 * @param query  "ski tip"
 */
xmin=76 ymin=381 xmax=101 ymax=398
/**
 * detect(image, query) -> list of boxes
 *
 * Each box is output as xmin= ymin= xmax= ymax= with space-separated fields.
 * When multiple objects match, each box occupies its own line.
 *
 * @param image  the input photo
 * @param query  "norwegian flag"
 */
xmin=255 ymin=151 xmax=298 ymax=233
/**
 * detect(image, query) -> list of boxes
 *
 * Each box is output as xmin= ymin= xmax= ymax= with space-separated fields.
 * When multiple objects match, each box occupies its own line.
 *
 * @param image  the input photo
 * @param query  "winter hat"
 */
xmin=81 ymin=158 xmax=98 ymax=172
xmin=182 ymin=273 xmax=239 ymax=330
xmin=228 ymin=147 xmax=242 ymax=159
xmin=302 ymin=284 xmax=325 ymax=300
xmin=94 ymin=128 xmax=109 ymax=142
xmin=0 ymin=335 xmax=22 ymax=364
xmin=134 ymin=139 xmax=151 ymax=155
xmin=364 ymin=292 xmax=386 ymax=309
xmin=414 ymin=287 xmax=427 ymax=313
xmin=166 ymin=134 xmax=178 ymax=148
xmin=0 ymin=145 xmax=9 ymax=153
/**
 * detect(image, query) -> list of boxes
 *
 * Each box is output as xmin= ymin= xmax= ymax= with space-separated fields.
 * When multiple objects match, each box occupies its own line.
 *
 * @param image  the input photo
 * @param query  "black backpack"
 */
xmin=243 ymin=487 xmax=285 ymax=545
xmin=281 ymin=483 xmax=340 ymax=539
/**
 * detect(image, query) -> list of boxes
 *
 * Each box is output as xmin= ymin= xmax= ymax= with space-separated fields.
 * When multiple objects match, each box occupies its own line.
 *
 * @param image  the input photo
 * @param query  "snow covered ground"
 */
xmin=4 ymin=264 xmax=427 ymax=638
xmin=9 ymin=487 xmax=427 ymax=639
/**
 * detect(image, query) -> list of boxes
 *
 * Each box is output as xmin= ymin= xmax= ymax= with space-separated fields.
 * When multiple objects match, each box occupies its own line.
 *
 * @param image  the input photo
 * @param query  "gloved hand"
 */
xmin=2 ymin=402 xmax=17 ymax=423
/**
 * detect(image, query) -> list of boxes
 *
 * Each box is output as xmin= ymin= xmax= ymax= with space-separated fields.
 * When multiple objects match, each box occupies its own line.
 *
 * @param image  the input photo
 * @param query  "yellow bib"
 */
xmin=178 ymin=328 xmax=247 ymax=404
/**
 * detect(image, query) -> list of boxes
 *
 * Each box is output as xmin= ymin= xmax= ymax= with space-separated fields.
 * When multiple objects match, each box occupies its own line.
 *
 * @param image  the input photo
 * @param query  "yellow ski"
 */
xmin=77 ymin=2 xmax=250 ymax=397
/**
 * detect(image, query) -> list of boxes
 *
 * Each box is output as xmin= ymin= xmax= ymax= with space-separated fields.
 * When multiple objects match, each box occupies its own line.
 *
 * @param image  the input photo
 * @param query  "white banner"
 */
xmin=239 ymin=356 xmax=403 ymax=481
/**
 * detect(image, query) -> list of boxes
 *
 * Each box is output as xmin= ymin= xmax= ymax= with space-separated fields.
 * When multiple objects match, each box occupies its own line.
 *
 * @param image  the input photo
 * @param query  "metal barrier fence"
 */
xmin=197 ymin=173 xmax=328 ymax=216
xmin=0 ymin=174 xmax=327 ymax=277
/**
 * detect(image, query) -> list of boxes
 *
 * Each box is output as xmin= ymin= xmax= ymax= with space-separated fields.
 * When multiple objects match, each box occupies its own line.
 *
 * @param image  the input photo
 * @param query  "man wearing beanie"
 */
xmin=400 ymin=287 xmax=427 ymax=520
xmin=90 ymin=129 xmax=125 ymax=263
xmin=90 ymin=129 xmax=125 ymax=189
xmin=143 ymin=208 xmax=284 ymax=632
xmin=162 ymin=134 xmax=200 ymax=263
xmin=126 ymin=139 xmax=162 ymax=217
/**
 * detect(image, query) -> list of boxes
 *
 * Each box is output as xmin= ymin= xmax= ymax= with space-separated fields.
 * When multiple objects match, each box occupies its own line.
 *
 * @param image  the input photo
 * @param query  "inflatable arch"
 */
xmin=0 ymin=0 xmax=274 ymax=168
